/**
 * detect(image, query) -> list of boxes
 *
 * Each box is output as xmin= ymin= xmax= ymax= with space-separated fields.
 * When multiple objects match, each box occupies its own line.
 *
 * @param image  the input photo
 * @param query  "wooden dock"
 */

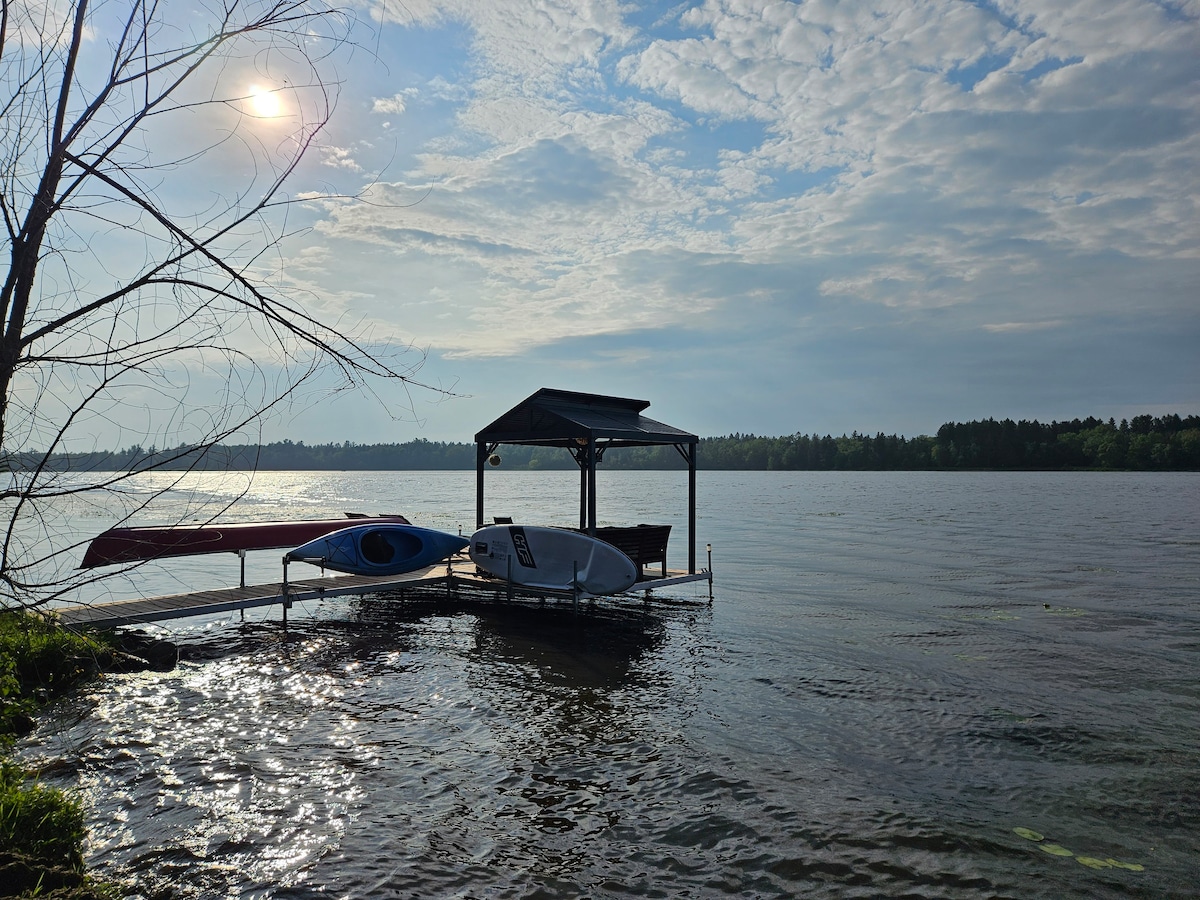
xmin=52 ymin=558 xmax=713 ymax=631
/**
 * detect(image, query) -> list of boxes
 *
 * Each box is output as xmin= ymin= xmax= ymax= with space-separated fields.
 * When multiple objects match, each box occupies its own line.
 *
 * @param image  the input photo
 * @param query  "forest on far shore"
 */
xmin=16 ymin=414 xmax=1200 ymax=473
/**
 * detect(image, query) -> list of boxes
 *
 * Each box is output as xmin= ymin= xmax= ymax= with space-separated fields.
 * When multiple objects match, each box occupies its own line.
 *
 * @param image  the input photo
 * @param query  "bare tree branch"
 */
xmin=0 ymin=0 xmax=442 ymax=610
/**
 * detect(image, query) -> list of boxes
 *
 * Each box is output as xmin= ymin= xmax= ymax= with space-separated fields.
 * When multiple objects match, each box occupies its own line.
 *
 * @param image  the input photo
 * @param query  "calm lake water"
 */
xmin=19 ymin=470 xmax=1200 ymax=898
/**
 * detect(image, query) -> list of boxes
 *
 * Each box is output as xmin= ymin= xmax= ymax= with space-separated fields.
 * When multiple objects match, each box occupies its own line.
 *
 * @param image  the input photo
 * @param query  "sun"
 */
xmin=247 ymin=85 xmax=282 ymax=118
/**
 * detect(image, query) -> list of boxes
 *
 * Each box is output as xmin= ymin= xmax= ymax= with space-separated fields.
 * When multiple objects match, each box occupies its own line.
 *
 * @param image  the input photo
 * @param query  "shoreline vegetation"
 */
xmin=0 ymin=612 xmax=113 ymax=898
xmin=0 ymin=614 xmax=175 ymax=899
xmin=10 ymin=413 xmax=1200 ymax=474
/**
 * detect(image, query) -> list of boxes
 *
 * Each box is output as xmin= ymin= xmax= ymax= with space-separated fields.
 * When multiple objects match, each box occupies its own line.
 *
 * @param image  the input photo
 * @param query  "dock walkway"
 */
xmin=53 ymin=558 xmax=713 ymax=630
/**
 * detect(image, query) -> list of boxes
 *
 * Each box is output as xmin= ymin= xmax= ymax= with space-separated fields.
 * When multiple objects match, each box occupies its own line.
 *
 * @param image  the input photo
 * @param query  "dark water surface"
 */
xmin=22 ymin=471 xmax=1200 ymax=898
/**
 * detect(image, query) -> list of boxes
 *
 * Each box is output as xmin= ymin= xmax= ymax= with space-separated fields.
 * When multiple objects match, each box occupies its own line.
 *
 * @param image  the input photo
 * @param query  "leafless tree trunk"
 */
xmin=1 ymin=0 xmax=431 ymax=609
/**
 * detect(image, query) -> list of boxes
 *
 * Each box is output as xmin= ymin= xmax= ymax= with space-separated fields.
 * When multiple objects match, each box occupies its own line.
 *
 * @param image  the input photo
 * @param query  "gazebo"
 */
xmin=475 ymin=388 xmax=700 ymax=574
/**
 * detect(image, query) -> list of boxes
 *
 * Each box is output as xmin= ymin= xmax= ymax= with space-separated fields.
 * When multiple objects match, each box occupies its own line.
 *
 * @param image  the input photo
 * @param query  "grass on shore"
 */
xmin=1 ymin=610 xmax=119 ymax=899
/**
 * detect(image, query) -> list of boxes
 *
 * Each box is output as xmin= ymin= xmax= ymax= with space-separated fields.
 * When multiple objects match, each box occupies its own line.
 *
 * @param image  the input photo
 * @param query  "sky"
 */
xmin=44 ymin=0 xmax=1200 ymax=446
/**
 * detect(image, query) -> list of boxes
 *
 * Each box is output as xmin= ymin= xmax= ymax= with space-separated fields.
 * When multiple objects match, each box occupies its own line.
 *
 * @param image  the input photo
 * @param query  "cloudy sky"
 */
xmin=93 ymin=0 xmax=1200 ymax=444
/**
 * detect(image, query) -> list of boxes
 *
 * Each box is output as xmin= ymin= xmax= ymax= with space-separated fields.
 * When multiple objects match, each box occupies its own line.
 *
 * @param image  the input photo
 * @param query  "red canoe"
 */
xmin=80 ymin=513 xmax=411 ymax=568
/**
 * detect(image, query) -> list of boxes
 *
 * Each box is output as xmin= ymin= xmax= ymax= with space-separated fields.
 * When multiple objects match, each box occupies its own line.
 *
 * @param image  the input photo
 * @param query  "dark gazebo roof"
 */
xmin=474 ymin=388 xmax=697 ymax=447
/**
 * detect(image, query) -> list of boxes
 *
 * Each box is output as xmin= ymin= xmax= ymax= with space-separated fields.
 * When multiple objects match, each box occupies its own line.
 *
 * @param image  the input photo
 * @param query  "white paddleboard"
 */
xmin=469 ymin=525 xmax=638 ymax=595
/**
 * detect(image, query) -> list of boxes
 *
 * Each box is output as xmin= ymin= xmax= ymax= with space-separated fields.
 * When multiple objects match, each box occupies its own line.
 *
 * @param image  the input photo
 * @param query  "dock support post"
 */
xmin=281 ymin=556 xmax=290 ymax=626
xmin=707 ymin=543 xmax=713 ymax=603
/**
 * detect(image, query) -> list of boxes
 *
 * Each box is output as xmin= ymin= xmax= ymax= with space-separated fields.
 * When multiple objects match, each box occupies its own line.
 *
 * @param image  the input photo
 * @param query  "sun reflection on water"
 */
xmin=26 ymin=629 xmax=387 ymax=896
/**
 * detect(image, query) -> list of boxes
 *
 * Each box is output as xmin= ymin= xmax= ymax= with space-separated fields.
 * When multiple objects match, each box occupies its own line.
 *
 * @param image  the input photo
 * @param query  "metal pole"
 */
xmin=281 ymin=556 xmax=290 ymax=626
xmin=579 ymin=453 xmax=587 ymax=531
xmin=587 ymin=440 xmax=597 ymax=534
xmin=476 ymin=441 xmax=487 ymax=530
xmin=688 ymin=441 xmax=697 ymax=574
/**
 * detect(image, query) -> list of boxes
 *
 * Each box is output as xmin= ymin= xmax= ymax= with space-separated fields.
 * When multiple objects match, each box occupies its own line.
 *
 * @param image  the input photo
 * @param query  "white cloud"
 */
xmin=982 ymin=321 xmax=1066 ymax=333
xmin=371 ymin=90 xmax=416 ymax=114
xmin=321 ymin=145 xmax=364 ymax=171
xmin=374 ymin=0 xmax=635 ymax=87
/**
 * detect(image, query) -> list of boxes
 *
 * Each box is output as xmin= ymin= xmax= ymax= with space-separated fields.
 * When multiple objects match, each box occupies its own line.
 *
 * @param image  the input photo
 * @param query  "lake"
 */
xmin=19 ymin=470 xmax=1200 ymax=898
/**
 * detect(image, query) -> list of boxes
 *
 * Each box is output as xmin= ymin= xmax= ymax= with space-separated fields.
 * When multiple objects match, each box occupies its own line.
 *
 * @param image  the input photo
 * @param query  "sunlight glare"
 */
xmin=248 ymin=85 xmax=282 ymax=118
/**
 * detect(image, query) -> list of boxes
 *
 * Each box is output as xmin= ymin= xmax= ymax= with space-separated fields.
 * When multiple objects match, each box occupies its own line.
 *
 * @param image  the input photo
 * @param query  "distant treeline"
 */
xmin=11 ymin=414 xmax=1200 ymax=472
xmin=700 ymin=414 xmax=1200 ymax=471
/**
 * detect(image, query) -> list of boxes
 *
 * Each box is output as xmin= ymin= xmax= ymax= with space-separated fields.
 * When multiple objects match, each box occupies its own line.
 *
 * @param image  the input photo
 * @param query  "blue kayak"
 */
xmin=286 ymin=523 xmax=467 ymax=576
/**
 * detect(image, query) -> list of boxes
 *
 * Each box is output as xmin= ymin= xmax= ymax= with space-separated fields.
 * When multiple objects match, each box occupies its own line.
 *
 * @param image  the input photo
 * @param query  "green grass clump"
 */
xmin=0 ymin=611 xmax=115 ymax=739
xmin=0 ymin=611 xmax=118 ymax=899
xmin=0 ymin=769 xmax=116 ymax=896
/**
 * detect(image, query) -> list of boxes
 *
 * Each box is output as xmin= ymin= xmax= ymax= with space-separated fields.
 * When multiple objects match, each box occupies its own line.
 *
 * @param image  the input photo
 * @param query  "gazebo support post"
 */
xmin=688 ymin=444 xmax=697 ymax=574
xmin=476 ymin=441 xmax=487 ymax=530
xmin=578 ymin=448 xmax=588 ymax=531
xmin=587 ymin=440 xmax=597 ymax=534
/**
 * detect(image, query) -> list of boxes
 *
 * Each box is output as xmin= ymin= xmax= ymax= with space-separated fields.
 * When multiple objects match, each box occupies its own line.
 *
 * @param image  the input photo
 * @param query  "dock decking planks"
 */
xmin=52 ymin=559 xmax=712 ymax=630
xmin=53 ymin=567 xmax=445 ymax=630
